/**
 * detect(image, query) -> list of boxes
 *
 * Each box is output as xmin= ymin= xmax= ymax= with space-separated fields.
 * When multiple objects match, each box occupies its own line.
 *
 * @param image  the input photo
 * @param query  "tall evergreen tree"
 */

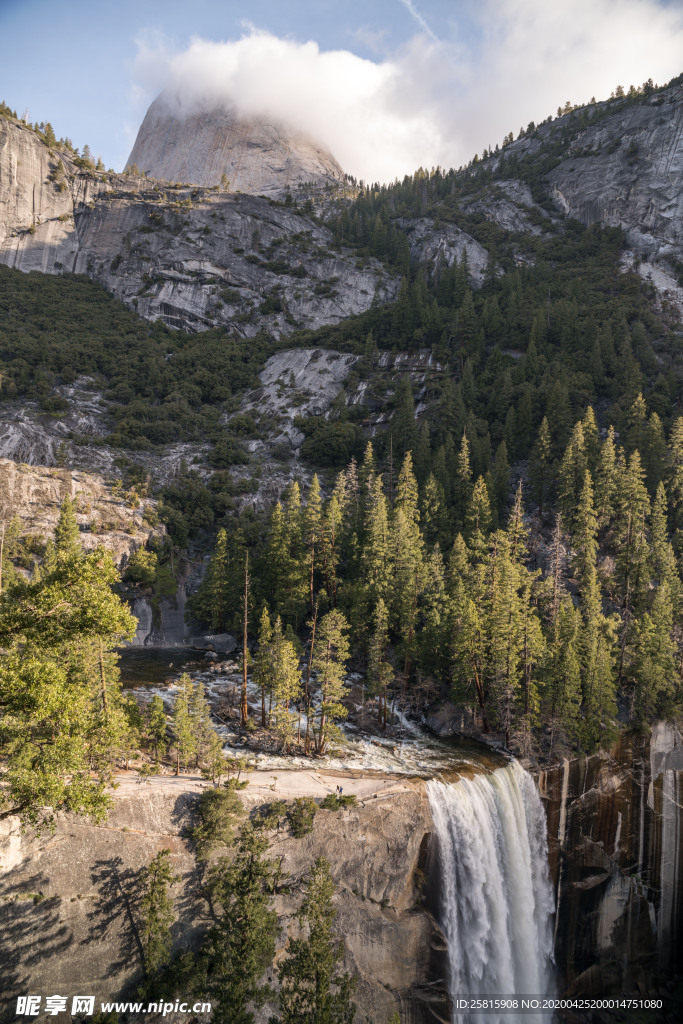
xmin=138 ymin=849 xmax=178 ymax=977
xmin=275 ymin=857 xmax=356 ymax=1024
xmin=172 ymin=675 xmax=197 ymax=775
xmin=530 ymin=416 xmax=552 ymax=516
xmin=54 ymin=495 xmax=80 ymax=557
xmin=196 ymin=823 xmax=277 ymax=1024
xmin=304 ymin=476 xmax=324 ymax=616
xmin=146 ymin=694 xmax=167 ymax=762
xmin=558 ymin=422 xmax=587 ymax=531
xmin=572 ymin=471 xmax=598 ymax=600
xmin=254 ymin=605 xmax=274 ymax=728
xmin=270 ymin=615 xmax=302 ymax=751
xmin=594 ymin=426 xmax=619 ymax=530
xmin=465 ymin=477 xmax=492 ymax=560
xmin=312 ymin=611 xmax=350 ymax=755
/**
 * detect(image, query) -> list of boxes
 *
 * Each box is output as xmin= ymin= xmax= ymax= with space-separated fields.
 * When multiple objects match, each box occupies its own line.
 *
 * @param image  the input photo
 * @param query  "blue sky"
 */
xmin=2 ymin=0 xmax=682 ymax=181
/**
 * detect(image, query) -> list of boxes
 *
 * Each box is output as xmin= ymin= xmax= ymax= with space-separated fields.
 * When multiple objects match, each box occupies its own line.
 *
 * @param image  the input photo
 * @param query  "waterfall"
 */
xmin=427 ymin=762 xmax=556 ymax=1024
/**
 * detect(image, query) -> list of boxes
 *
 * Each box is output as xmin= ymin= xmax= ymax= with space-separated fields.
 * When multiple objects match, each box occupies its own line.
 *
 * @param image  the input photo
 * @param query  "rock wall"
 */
xmin=538 ymin=722 xmax=683 ymax=996
xmin=546 ymin=85 xmax=683 ymax=263
xmin=127 ymin=95 xmax=345 ymax=195
xmin=0 ymin=458 xmax=162 ymax=565
xmin=0 ymin=116 xmax=395 ymax=337
xmin=0 ymin=780 xmax=447 ymax=1024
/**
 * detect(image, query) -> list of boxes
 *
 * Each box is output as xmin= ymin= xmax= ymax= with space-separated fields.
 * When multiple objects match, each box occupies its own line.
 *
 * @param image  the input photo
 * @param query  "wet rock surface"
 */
xmin=538 ymin=722 xmax=683 ymax=996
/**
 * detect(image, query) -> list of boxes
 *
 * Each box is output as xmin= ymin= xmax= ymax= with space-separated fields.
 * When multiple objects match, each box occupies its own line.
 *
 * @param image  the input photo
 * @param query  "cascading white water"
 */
xmin=427 ymin=762 xmax=556 ymax=1024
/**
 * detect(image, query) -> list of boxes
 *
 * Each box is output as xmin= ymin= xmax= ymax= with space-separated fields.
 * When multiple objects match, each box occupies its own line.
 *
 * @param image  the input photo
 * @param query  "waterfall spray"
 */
xmin=427 ymin=761 xmax=555 ymax=1023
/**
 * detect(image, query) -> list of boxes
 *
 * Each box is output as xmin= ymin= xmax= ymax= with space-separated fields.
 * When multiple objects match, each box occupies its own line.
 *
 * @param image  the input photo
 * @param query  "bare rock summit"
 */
xmin=126 ymin=93 xmax=345 ymax=195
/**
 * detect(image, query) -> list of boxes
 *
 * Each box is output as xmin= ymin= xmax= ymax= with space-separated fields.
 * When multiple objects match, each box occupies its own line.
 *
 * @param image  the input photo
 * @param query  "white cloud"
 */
xmin=130 ymin=0 xmax=683 ymax=182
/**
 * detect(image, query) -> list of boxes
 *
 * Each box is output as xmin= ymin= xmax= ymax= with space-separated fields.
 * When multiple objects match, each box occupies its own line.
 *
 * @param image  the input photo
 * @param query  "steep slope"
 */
xmin=0 ymin=116 xmax=395 ymax=336
xmin=480 ymin=79 xmax=683 ymax=268
xmin=127 ymin=93 xmax=345 ymax=195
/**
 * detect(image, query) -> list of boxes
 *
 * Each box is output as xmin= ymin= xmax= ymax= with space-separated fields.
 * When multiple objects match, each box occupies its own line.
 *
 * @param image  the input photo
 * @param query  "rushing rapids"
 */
xmin=427 ymin=762 xmax=556 ymax=1023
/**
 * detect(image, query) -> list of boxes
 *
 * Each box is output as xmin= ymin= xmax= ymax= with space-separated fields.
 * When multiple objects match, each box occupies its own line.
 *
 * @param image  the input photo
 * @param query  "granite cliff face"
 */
xmin=538 ymin=722 xmax=683 ymax=996
xmin=546 ymin=87 xmax=683 ymax=263
xmin=0 ymin=117 xmax=395 ymax=336
xmin=127 ymin=94 xmax=345 ymax=196
xmin=3 ymin=83 xmax=683 ymax=340
xmin=485 ymin=81 xmax=683 ymax=271
xmin=0 ymin=780 xmax=447 ymax=1024
xmin=0 ymin=458 xmax=162 ymax=566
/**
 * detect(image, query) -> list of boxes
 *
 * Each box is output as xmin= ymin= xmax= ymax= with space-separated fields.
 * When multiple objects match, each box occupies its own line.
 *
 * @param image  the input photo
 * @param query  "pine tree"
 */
xmin=572 ymin=471 xmax=598 ymax=600
xmin=322 ymin=493 xmax=343 ymax=608
xmin=615 ymin=451 xmax=651 ymax=613
xmin=558 ymin=422 xmax=587 ymax=531
xmin=138 ymin=849 xmax=178 ymax=977
xmin=270 ymin=616 xmax=302 ymax=751
xmin=507 ymin=480 xmax=528 ymax=561
xmin=420 ymin=544 xmax=450 ymax=680
xmin=54 ymin=495 xmax=80 ymax=557
xmin=202 ymin=528 xmax=231 ymax=631
xmin=197 ymin=823 xmax=277 ymax=1024
xmin=465 ymin=477 xmax=491 ymax=560
xmin=626 ymin=392 xmax=648 ymax=455
xmin=304 ymin=475 xmax=323 ymax=616
xmin=487 ymin=532 xmax=524 ymax=745
xmin=0 ymin=547 xmax=136 ymax=827
xmin=421 ymin=473 xmax=447 ymax=548
xmin=530 ymin=416 xmax=552 ymax=515
xmin=581 ymin=406 xmax=600 ymax=476
xmin=275 ymin=856 xmax=356 ymax=1024
xmin=594 ymin=426 xmax=619 ymax=530
xmin=644 ymin=412 xmax=667 ymax=492
xmin=627 ymin=582 xmax=678 ymax=726
xmin=313 ymin=611 xmax=350 ymax=755
xmin=172 ymin=674 xmax=197 ymax=775
xmin=454 ymin=431 xmax=472 ymax=524
xmin=545 ymin=598 xmax=582 ymax=755
xmin=518 ymin=575 xmax=544 ymax=750
xmin=650 ymin=482 xmax=681 ymax=610
xmin=450 ymin=530 xmax=489 ymax=731
xmin=146 ymin=694 xmax=167 ymax=762
xmin=361 ymin=474 xmax=391 ymax=609
xmin=189 ymin=678 xmax=217 ymax=768
xmin=367 ymin=598 xmax=392 ymax=728
xmin=579 ymin=562 xmax=618 ymax=751
xmin=392 ymin=454 xmax=424 ymax=685
xmin=254 ymin=605 xmax=274 ymax=728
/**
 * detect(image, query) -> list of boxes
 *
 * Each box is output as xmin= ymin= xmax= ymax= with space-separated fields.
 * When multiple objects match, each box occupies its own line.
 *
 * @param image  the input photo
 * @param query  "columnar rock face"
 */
xmin=538 ymin=722 xmax=683 ymax=995
xmin=126 ymin=94 xmax=345 ymax=195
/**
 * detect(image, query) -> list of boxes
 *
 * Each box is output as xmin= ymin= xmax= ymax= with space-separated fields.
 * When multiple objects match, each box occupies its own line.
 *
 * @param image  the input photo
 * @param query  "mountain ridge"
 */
xmin=126 ymin=93 xmax=346 ymax=196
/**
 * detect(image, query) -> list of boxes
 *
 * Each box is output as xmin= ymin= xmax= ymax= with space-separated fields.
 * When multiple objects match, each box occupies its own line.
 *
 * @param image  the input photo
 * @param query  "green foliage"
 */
xmin=320 ymin=793 xmax=357 ymax=810
xmin=0 ymin=266 xmax=273 ymax=448
xmin=191 ymin=823 xmax=278 ymax=1024
xmin=190 ymin=786 xmax=245 ymax=861
xmin=0 ymin=545 xmax=136 ymax=827
xmin=124 ymin=547 xmax=158 ymax=586
xmin=274 ymin=856 xmax=356 ymax=1024
xmin=138 ymin=850 xmax=178 ymax=977
xmin=287 ymin=796 xmax=318 ymax=837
